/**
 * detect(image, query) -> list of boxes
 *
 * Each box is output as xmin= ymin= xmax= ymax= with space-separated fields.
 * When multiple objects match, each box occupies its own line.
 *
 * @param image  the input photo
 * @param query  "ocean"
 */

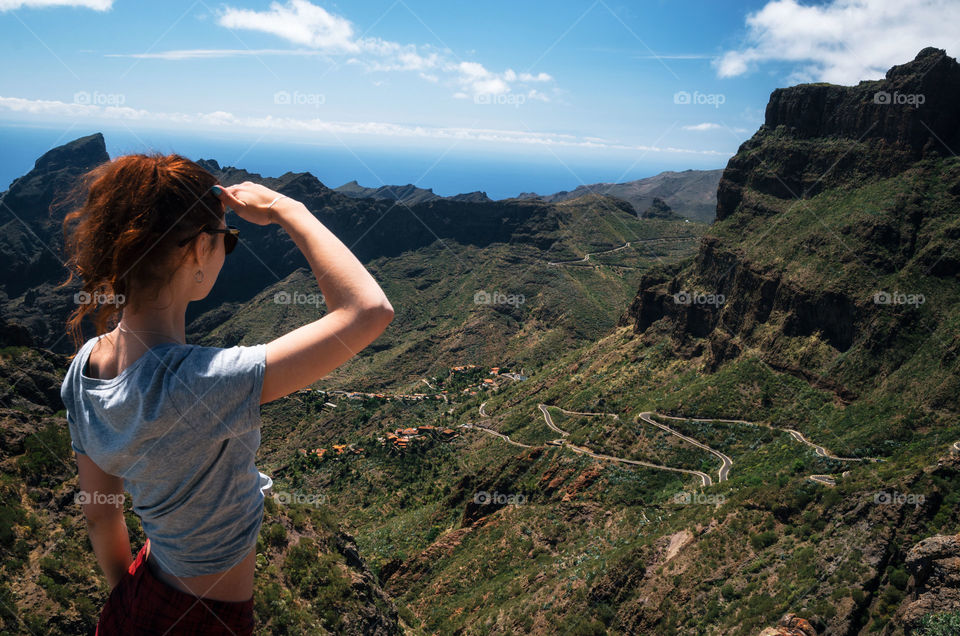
xmin=0 ymin=121 xmax=726 ymax=201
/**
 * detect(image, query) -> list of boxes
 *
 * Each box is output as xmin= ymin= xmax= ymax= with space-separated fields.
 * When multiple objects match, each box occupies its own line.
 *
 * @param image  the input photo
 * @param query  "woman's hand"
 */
xmin=212 ymin=182 xmax=292 ymax=226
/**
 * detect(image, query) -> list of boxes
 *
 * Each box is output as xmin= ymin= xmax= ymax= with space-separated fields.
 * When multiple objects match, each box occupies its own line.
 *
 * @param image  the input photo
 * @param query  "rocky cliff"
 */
xmin=621 ymin=48 xmax=960 ymax=403
xmin=717 ymin=47 xmax=960 ymax=223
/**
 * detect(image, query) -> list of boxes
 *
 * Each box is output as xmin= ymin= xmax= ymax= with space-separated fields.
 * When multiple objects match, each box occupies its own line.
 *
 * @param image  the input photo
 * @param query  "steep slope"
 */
xmin=621 ymin=47 xmax=960 ymax=425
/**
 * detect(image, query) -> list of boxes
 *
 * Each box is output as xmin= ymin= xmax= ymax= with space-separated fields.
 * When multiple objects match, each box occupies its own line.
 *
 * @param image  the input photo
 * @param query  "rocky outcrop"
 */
xmin=758 ymin=613 xmax=818 ymax=636
xmin=641 ymin=197 xmax=682 ymax=220
xmin=0 ymin=132 xmax=109 ymax=300
xmin=893 ymin=534 xmax=960 ymax=632
xmin=718 ymin=48 xmax=960 ymax=222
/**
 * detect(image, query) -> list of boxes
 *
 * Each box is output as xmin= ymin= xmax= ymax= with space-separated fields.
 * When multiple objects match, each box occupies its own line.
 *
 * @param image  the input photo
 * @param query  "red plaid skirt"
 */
xmin=95 ymin=538 xmax=254 ymax=635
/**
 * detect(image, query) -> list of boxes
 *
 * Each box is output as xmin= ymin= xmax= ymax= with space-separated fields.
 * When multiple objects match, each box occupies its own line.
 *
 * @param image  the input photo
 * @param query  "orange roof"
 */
xmin=483 ymin=378 xmax=494 ymax=384
xmin=417 ymin=425 xmax=436 ymax=431
xmin=400 ymin=428 xmax=419 ymax=436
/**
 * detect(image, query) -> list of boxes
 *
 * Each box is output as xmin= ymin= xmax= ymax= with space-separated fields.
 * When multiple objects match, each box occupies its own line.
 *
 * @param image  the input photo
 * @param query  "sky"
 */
xmin=0 ymin=0 xmax=958 ymax=194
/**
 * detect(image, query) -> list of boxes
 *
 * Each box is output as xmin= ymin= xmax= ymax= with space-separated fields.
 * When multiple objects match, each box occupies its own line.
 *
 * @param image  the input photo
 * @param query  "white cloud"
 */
xmin=207 ymin=0 xmax=555 ymax=99
xmin=715 ymin=0 xmax=960 ymax=84
xmin=0 ymin=0 xmax=111 ymax=9
xmin=0 ymin=94 xmax=730 ymax=156
xmin=107 ymin=1 xmax=556 ymax=100
xmin=683 ymin=123 xmax=723 ymax=131
xmin=219 ymin=0 xmax=357 ymax=52
xmin=682 ymin=122 xmax=752 ymax=133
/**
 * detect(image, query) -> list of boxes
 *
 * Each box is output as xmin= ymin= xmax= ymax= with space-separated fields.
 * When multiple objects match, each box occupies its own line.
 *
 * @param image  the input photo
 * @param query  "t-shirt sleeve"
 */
xmin=60 ymin=372 xmax=85 ymax=455
xmin=165 ymin=343 xmax=268 ymax=441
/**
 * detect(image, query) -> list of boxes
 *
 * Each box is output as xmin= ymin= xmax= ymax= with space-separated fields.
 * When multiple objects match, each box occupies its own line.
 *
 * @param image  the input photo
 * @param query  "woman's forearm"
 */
xmin=87 ymin=515 xmax=132 ymax=589
xmin=272 ymin=200 xmax=391 ymax=313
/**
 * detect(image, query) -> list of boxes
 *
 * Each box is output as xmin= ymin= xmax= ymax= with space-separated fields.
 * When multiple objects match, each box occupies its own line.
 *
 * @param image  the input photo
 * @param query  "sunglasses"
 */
xmin=177 ymin=226 xmax=240 ymax=254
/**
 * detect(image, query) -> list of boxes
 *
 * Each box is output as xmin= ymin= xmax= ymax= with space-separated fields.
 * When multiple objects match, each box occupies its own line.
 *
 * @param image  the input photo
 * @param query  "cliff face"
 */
xmin=621 ymin=48 xmax=960 ymax=400
xmin=717 ymin=47 xmax=960 ymax=222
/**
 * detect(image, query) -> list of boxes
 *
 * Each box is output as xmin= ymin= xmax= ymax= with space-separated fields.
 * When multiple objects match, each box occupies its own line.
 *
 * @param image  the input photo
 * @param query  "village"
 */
xmin=296 ymin=364 xmax=526 ymax=459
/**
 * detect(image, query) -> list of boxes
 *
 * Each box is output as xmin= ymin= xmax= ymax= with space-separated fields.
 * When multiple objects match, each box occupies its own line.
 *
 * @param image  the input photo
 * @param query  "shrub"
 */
xmin=917 ymin=612 xmax=960 ymax=636
xmin=750 ymin=531 xmax=777 ymax=550
xmin=264 ymin=523 xmax=287 ymax=548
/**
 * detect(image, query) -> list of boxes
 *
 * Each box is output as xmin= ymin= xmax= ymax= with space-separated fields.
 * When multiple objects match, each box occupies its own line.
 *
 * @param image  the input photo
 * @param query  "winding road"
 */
xmin=538 ymin=404 xmax=714 ymax=487
xmin=460 ymin=422 xmax=535 ymax=449
xmin=468 ymin=402 xmax=880 ymax=490
xmin=782 ymin=428 xmax=879 ymax=462
xmin=638 ymin=412 xmax=734 ymax=483
xmin=545 ymin=236 xmax=698 ymax=267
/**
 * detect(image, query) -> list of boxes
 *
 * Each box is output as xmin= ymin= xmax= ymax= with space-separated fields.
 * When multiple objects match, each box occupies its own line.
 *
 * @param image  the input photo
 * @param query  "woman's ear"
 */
xmin=190 ymin=234 xmax=211 ymax=266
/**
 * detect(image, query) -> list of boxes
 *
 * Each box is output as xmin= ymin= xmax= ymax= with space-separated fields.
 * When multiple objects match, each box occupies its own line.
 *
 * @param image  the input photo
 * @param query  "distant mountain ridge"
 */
xmin=516 ymin=168 xmax=723 ymax=223
xmin=333 ymin=180 xmax=493 ymax=205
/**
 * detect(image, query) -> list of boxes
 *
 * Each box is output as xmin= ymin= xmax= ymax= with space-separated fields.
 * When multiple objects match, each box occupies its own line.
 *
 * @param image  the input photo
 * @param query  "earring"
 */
xmin=195 ymin=270 xmax=204 ymax=283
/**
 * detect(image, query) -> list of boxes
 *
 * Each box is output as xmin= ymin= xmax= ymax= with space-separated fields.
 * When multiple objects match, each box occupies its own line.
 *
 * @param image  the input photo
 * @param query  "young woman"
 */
xmin=58 ymin=153 xmax=393 ymax=634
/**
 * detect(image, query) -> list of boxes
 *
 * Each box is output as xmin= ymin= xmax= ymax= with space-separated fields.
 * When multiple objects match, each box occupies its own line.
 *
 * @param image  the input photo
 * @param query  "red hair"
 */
xmin=58 ymin=153 xmax=223 ymax=352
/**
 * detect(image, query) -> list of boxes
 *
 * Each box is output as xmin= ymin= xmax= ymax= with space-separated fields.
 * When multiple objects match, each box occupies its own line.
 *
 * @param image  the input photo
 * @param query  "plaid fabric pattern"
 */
xmin=95 ymin=539 xmax=255 ymax=635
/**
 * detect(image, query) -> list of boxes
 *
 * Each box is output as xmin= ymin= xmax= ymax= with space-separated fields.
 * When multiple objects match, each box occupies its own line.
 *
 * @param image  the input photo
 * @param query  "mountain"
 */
xmin=0 ymin=133 xmax=109 ymax=349
xmin=622 ymin=46 xmax=960 ymax=407
xmin=334 ymin=180 xmax=493 ymax=205
xmin=334 ymin=180 xmax=441 ymax=206
xmin=517 ymin=168 xmax=724 ymax=223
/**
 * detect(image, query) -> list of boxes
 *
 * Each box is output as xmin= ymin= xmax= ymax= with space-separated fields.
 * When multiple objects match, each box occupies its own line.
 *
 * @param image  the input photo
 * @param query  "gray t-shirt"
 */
xmin=60 ymin=335 xmax=269 ymax=577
